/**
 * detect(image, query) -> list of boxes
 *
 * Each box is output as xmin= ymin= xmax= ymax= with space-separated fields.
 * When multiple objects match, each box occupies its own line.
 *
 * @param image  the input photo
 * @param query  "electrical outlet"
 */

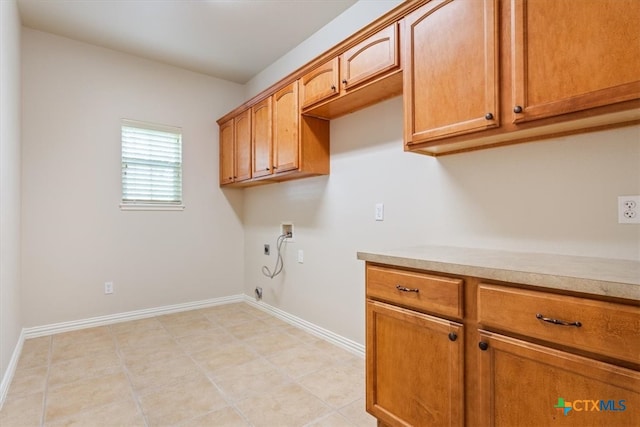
xmin=264 ymin=244 xmax=270 ymax=255
xmin=104 ymin=281 xmax=113 ymax=294
xmin=618 ymin=195 xmax=640 ymax=224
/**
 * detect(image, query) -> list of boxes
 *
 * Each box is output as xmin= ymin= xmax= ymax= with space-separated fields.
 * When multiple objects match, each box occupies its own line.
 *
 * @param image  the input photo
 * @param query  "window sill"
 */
xmin=119 ymin=203 xmax=185 ymax=211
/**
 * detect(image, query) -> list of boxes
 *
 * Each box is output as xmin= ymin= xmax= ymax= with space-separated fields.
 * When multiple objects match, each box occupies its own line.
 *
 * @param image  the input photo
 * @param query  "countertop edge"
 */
xmin=357 ymin=250 xmax=640 ymax=302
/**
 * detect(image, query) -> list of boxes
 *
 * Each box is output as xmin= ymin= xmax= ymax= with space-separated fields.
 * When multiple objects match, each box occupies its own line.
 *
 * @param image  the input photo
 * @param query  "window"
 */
xmin=121 ymin=119 xmax=183 ymax=210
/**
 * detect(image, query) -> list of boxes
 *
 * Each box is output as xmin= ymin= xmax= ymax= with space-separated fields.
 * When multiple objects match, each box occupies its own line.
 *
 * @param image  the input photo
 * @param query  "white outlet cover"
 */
xmin=618 ymin=195 xmax=640 ymax=224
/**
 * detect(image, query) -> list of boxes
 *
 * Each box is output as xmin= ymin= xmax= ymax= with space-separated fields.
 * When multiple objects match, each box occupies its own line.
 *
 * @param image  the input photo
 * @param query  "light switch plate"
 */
xmin=375 ymin=203 xmax=384 ymax=221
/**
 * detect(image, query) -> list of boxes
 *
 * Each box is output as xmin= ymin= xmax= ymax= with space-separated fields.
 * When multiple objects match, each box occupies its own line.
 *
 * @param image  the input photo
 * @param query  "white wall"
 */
xmin=0 ymin=0 xmax=23 ymax=392
xmin=244 ymin=97 xmax=640 ymax=345
xmin=242 ymin=1 xmax=640 ymax=346
xmin=245 ymin=0 xmax=403 ymax=99
xmin=20 ymin=29 xmax=247 ymax=327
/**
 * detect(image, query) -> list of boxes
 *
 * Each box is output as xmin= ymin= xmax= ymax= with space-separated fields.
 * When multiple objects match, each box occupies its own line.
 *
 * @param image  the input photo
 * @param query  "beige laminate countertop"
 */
xmin=357 ymin=246 xmax=640 ymax=301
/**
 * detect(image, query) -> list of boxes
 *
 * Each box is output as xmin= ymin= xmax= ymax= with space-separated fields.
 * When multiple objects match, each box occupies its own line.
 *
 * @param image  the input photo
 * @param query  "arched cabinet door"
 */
xmin=403 ymin=0 xmax=499 ymax=146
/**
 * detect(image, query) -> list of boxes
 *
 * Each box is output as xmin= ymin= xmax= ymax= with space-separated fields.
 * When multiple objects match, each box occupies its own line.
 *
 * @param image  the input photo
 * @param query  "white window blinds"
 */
xmin=121 ymin=119 xmax=183 ymax=208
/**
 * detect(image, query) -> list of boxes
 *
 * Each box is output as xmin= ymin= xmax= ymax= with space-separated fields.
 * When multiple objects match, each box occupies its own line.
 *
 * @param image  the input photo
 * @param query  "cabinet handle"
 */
xmin=485 ymin=112 xmax=494 ymax=120
xmin=513 ymin=105 xmax=523 ymax=114
xmin=536 ymin=313 xmax=582 ymax=327
xmin=478 ymin=341 xmax=489 ymax=351
xmin=448 ymin=332 xmax=457 ymax=342
xmin=331 ymin=85 xmax=336 ymax=91
xmin=266 ymin=167 xmax=270 ymax=171
xmin=396 ymin=284 xmax=419 ymax=293
xmin=342 ymin=79 xmax=348 ymax=85
xmin=272 ymin=166 xmax=277 ymax=170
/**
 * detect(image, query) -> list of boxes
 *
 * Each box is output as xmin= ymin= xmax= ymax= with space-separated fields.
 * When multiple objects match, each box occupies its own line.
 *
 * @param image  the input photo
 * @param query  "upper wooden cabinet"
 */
xmin=219 ymin=81 xmax=329 ymax=187
xmin=251 ymin=97 xmax=273 ymax=179
xmin=219 ymin=109 xmax=251 ymax=185
xmin=404 ymin=0 xmax=640 ymax=155
xmin=300 ymin=58 xmax=340 ymax=110
xmin=341 ymin=23 xmax=399 ymax=92
xmin=273 ymin=82 xmax=300 ymax=173
xmin=403 ymin=0 xmax=498 ymax=145
xmin=511 ymin=0 xmax=640 ymax=123
xmin=219 ymin=119 xmax=234 ymax=185
xmin=218 ymin=0 xmax=640 ymax=182
xmin=302 ymin=23 xmax=402 ymax=119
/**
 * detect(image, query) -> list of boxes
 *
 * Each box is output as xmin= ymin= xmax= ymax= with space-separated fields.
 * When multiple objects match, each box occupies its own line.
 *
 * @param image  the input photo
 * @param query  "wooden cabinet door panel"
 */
xmin=367 ymin=300 xmax=464 ymax=427
xmin=512 ymin=0 xmax=640 ymax=123
xmin=273 ymin=82 xmax=299 ymax=173
xmin=252 ymin=97 xmax=272 ymax=179
xmin=234 ymin=109 xmax=251 ymax=182
xmin=404 ymin=0 xmax=498 ymax=145
xmin=478 ymin=331 xmax=640 ymax=427
xmin=300 ymin=57 xmax=340 ymax=109
xmin=341 ymin=24 xmax=399 ymax=91
xmin=219 ymin=119 xmax=234 ymax=185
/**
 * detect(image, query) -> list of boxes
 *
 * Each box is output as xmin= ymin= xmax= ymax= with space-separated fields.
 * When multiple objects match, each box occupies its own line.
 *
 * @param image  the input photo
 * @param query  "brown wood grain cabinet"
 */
xmin=218 ymin=81 xmax=329 ymax=187
xmin=478 ymin=332 xmax=640 ymax=427
xmin=251 ymin=97 xmax=273 ymax=179
xmin=300 ymin=57 xmax=340 ymax=110
xmin=218 ymin=0 xmax=640 ymax=185
xmin=302 ymin=23 xmax=402 ymax=119
xmin=364 ymin=262 xmax=640 ymax=427
xmin=272 ymin=82 xmax=300 ymax=173
xmin=219 ymin=109 xmax=251 ymax=185
xmin=403 ymin=0 xmax=499 ymax=145
xmin=404 ymin=0 xmax=640 ymax=155
xmin=511 ymin=0 xmax=640 ymax=124
xmin=367 ymin=299 xmax=464 ymax=427
xmin=218 ymin=118 xmax=234 ymax=185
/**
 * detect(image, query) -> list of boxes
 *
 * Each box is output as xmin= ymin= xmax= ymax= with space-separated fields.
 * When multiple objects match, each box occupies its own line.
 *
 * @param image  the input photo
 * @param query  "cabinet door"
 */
xmin=403 ymin=0 xmax=498 ymax=145
xmin=300 ymin=57 xmax=340 ymax=109
xmin=251 ymin=97 xmax=272 ymax=179
xmin=367 ymin=300 xmax=463 ymax=427
xmin=219 ymin=118 xmax=234 ymax=185
xmin=478 ymin=331 xmax=640 ymax=427
xmin=273 ymin=81 xmax=299 ymax=173
xmin=511 ymin=0 xmax=640 ymax=123
xmin=234 ymin=109 xmax=252 ymax=182
xmin=341 ymin=24 xmax=399 ymax=92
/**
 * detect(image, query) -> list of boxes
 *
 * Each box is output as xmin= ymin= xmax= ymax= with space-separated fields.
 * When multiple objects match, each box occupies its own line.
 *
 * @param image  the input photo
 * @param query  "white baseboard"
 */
xmin=23 ymin=294 xmax=245 ymax=339
xmin=0 ymin=329 xmax=25 ymax=410
xmin=242 ymin=295 xmax=365 ymax=358
xmin=1 ymin=293 xmax=363 ymax=409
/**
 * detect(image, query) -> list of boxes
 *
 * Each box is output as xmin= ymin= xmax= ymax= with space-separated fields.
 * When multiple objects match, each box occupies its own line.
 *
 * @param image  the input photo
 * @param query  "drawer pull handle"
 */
xmin=396 ymin=285 xmax=419 ymax=293
xmin=536 ymin=313 xmax=582 ymax=327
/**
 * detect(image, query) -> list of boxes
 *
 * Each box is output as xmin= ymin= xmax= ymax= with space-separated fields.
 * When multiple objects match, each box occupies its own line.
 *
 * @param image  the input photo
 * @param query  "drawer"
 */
xmin=478 ymin=284 xmax=640 ymax=364
xmin=366 ymin=264 xmax=463 ymax=319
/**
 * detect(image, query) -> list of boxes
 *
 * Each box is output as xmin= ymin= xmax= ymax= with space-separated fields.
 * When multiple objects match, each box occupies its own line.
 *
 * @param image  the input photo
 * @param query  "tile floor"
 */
xmin=0 ymin=302 xmax=376 ymax=427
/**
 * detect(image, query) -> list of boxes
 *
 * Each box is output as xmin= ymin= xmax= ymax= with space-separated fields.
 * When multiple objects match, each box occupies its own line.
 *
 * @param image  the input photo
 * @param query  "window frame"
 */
xmin=120 ymin=119 xmax=185 ymax=211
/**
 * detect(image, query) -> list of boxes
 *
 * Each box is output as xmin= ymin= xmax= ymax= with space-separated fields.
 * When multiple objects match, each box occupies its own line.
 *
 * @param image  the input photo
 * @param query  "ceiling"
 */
xmin=17 ymin=0 xmax=358 ymax=84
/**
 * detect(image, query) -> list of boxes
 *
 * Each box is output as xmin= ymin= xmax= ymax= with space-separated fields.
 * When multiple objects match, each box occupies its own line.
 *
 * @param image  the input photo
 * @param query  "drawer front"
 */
xmin=478 ymin=284 xmax=640 ymax=364
xmin=366 ymin=264 xmax=463 ymax=319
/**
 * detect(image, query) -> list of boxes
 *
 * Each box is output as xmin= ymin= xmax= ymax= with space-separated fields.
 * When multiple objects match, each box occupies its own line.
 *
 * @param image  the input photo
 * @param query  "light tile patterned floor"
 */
xmin=0 ymin=302 xmax=376 ymax=427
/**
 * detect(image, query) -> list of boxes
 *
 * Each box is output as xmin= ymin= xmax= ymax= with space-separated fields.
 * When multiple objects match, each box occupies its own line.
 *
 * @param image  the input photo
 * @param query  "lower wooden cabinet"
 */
xmin=366 ymin=300 xmax=463 ymax=427
xmin=364 ymin=262 xmax=640 ymax=427
xmin=478 ymin=331 xmax=640 ymax=427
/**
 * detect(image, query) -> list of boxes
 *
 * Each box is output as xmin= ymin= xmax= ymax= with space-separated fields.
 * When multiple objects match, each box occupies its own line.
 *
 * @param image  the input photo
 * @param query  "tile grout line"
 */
xmin=110 ymin=322 xmax=151 ymax=427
